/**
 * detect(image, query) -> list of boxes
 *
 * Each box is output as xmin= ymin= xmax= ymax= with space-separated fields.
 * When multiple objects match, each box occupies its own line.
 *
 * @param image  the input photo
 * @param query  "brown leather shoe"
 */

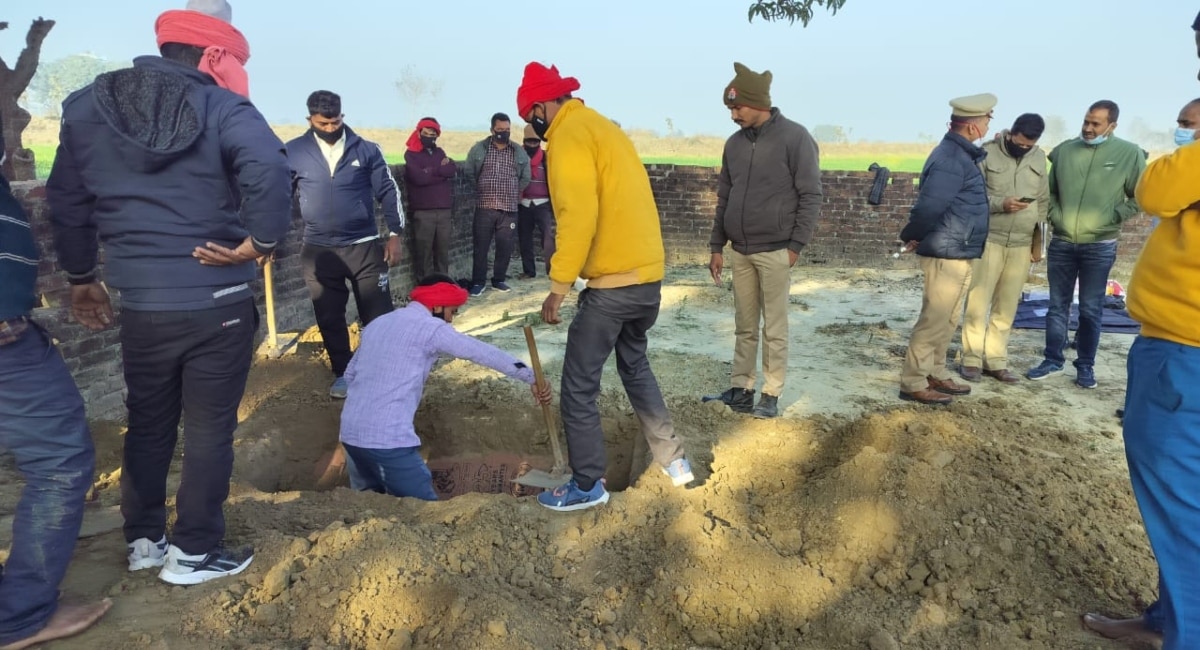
xmin=899 ymin=389 xmax=953 ymax=405
xmin=983 ymin=368 xmax=1020 ymax=384
xmin=927 ymin=375 xmax=971 ymax=395
xmin=959 ymin=365 xmax=982 ymax=381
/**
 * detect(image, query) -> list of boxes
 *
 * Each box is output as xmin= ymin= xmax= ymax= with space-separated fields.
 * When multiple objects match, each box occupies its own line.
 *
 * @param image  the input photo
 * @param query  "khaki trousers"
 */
xmin=730 ymin=248 xmax=791 ymax=397
xmin=961 ymin=242 xmax=1029 ymax=370
xmin=901 ymin=257 xmax=972 ymax=393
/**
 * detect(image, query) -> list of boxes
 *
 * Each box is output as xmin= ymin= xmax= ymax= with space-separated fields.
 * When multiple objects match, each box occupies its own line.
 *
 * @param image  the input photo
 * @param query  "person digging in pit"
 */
xmin=336 ymin=274 xmax=552 ymax=499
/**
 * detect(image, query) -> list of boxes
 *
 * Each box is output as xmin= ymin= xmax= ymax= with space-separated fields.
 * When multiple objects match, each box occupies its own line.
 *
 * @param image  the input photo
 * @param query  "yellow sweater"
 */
xmin=1129 ymin=142 xmax=1200 ymax=346
xmin=543 ymin=100 xmax=665 ymax=295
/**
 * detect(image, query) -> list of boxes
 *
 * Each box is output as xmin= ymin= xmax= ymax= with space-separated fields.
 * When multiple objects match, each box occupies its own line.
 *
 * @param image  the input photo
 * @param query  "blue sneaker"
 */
xmin=491 ymin=281 xmax=512 ymax=293
xmin=662 ymin=458 xmax=695 ymax=487
xmin=1076 ymin=365 xmax=1097 ymax=389
xmin=1025 ymin=361 xmax=1064 ymax=381
xmin=537 ymin=478 xmax=609 ymax=512
xmin=329 ymin=376 xmax=348 ymax=399
xmin=469 ymin=284 xmax=486 ymax=297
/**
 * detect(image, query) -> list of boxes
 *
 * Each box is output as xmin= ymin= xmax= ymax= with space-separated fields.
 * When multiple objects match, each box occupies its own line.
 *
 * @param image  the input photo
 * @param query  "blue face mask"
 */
xmin=1084 ymin=125 xmax=1111 ymax=146
xmin=1175 ymin=127 xmax=1197 ymax=147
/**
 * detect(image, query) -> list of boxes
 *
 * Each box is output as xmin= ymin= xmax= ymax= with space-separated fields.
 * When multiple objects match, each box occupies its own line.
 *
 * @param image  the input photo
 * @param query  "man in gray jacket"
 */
xmin=704 ymin=62 xmax=822 ymax=418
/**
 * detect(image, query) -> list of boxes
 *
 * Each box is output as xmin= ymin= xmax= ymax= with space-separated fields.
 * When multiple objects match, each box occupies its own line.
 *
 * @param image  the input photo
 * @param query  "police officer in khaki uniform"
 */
xmin=898 ymin=93 xmax=997 ymax=405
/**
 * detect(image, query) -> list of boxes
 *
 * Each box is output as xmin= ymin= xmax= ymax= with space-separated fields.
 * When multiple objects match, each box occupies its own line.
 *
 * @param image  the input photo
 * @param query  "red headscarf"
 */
xmin=405 ymin=118 xmax=442 ymax=153
xmin=155 ymin=10 xmax=251 ymax=98
xmin=516 ymin=62 xmax=581 ymax=120
xmin=410 ymin=282 xmax=468 ymax=309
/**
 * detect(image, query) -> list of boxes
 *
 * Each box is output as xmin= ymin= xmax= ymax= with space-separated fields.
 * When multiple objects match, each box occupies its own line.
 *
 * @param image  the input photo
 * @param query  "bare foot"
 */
xmin=0 ymin=599 xmax=112 ymax=650
xmin=1082 ymin=612 xmax=1163 ymax=648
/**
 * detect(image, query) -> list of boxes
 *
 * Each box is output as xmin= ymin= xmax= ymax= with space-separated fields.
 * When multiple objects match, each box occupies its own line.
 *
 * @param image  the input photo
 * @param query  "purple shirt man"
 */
xmin=337 ymin=277 xmax=550 ymax=499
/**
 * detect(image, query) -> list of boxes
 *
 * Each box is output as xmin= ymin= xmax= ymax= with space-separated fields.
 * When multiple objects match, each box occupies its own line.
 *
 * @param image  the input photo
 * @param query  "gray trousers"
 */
xmin=560 ymin=282 xmax=683 ymax=489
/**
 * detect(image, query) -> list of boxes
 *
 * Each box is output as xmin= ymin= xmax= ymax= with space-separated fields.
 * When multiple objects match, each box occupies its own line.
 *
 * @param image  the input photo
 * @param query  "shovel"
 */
xmin=511 ymin=325 xmax=571 ymax=489
xmin=256 ymin=257 xmax=301 ymax=359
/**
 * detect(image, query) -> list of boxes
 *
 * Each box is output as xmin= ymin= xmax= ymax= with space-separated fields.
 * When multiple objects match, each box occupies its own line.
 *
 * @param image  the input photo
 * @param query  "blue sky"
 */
xmin=8 ymin=0 xmax=1198 ymax=141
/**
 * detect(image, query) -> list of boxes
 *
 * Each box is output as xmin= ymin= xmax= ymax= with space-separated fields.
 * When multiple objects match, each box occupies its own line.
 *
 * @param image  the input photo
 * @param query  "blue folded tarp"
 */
xmin=1011 ymin=296 xmax=1140 ymax=334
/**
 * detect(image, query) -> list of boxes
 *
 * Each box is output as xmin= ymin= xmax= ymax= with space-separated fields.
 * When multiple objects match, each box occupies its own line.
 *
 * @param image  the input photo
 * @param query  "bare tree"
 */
xmin=1 ymin=17 xmax=55 ymax=181
xmin=747 ymin=0 xmax=846 ymax=25
xmin=393 ymin=65 xmax=444 ymax=127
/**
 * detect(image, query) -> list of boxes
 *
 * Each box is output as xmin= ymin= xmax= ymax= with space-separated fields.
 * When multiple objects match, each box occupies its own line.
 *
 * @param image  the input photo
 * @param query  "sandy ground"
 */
xmin=0 ymin=266 xmax=1157 ymax=650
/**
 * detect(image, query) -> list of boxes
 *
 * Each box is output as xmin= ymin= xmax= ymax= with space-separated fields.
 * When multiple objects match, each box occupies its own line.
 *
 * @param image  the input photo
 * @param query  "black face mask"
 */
xmin=493 ymin=131 xmax=510 ymax=144
xmin=313 ymin=126 xmax=344 ymax=144
xmin=1003 ymin=137 xmax=1030 ymax=160
xmin=420 ymin=135 xmax=437 ymax=150
xmin=524 ymin=145 xmax=540 ymax=157
xmin=530 ymin=114 xmax=550 ymax=140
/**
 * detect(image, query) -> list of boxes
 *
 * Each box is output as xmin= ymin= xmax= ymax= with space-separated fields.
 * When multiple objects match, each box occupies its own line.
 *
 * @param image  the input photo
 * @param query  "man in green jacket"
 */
xmin=959 ymin=114 xmax=1049 ymax=383
xmin=1026 ymin=100 xmax=1146 ymax=388
xmin=464 ymin=112 xmax=531 ymax=297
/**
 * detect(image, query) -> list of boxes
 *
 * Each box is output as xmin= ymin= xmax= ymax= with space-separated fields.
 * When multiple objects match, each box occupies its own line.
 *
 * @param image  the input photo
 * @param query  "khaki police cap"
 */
xmin=949 ymin=93 xmax=998 ymax=118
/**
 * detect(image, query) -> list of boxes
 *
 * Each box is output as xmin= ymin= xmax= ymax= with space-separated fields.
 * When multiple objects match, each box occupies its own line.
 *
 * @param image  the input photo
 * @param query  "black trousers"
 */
xmin=301 ymin=240 xmax=394 ymax=376
xmin=119 ymin=299 xmax=256 ymax=555
xmin=411 ymin=209 xmax=452 ymax=280
xmin=471 ymin=208 xmax=517 ymax=286
xmin=518 ymin=202 xmax=555 ymax=277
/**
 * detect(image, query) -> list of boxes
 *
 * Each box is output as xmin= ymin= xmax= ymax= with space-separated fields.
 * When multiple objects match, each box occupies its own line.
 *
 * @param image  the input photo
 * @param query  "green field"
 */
xmin=29 ymin=147 xmax=923 ymax=180
xmin=29 ymin=149 xmax=925 ymax=178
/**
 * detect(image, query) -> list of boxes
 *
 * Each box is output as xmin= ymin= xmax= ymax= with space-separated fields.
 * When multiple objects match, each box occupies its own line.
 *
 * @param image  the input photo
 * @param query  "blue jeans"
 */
xmin=1124 ymin=336 xmax=1200 ymax=649
xmin=342 ymin=444 xmax=438 ymax=501
xmin=0 ymin=325 xmax=95 ymax=646
xmin=1044 ymin=238 xmax=1117 ymax=368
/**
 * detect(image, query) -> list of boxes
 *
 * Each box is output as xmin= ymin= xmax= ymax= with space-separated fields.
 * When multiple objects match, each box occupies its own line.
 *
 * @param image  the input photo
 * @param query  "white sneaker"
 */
xmin=127 ymin=536 xmax=168 ymax=571
xmin=158 ymin=544 xmax=254 ymax=586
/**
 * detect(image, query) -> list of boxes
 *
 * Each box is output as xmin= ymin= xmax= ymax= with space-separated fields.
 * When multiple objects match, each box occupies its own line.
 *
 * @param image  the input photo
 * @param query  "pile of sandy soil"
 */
xmin=1 ymin=268 xmax=1155 ymax=649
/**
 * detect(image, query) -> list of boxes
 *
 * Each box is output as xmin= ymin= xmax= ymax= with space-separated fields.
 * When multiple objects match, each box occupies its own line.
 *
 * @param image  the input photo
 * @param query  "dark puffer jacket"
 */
xmin=900 ymin=132 xmax=989 ymax=259
xmin=47 ymin=56 xmax=291 ymax=308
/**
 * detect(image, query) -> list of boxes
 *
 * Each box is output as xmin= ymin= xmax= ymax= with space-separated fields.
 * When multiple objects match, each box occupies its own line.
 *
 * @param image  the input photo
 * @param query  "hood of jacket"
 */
xmin=92 ymin=56 xmax=208 ymax=173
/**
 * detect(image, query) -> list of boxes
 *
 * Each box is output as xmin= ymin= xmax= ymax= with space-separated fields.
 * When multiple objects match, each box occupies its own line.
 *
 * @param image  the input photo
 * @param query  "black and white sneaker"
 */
xmin=158 ymin=544 xmax=254 ymax=586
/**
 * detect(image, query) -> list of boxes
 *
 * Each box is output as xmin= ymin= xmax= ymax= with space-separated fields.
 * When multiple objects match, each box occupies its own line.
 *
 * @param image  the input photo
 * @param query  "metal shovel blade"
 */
xmin=512 ymin=465 xmax=571 ymax=489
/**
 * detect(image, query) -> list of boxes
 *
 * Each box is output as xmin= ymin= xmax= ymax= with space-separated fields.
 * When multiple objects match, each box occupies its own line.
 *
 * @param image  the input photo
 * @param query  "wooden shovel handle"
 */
xmin=523 ymin=325 xmax=565 ymax=467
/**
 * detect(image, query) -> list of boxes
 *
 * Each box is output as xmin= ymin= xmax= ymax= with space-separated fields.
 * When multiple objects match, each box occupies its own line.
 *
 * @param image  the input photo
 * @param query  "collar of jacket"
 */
xmin=944 ymin=131 xmax=987 ymax=164
xmin=299 ymin=125 xmax=360 ymax=154
xmin=740 ymin=107 xmax=781 ymax=141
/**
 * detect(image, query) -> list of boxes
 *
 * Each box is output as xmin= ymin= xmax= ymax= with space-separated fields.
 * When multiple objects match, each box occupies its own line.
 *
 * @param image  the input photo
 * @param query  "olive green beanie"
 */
xmin=723 ymin=62 xmax=772 ymax=110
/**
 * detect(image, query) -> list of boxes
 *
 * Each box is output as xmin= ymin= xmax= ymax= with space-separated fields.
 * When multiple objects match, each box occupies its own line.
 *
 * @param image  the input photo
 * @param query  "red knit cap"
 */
xmin=516 ymin=62 xmax=581 ymax=120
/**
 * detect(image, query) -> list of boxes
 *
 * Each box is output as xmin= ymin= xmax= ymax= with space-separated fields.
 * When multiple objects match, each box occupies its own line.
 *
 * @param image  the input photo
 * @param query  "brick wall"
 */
xmin=16 ymin=164 xmax=1155 ymax=419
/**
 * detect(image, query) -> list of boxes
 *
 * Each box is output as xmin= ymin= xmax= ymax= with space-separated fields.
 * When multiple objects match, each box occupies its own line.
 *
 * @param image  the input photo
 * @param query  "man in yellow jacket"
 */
xmin=515 ymin=62 xmax=692 ymax=511
xmin=1088 ymin=97 xmax=1200 ymax=650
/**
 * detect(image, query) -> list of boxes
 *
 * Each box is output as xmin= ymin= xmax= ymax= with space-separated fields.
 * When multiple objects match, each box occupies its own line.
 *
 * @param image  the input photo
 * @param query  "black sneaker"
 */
xmin=492 ymin=281 xmax=512 ymax=292
xmin=158 ymin=544 xmax=254 ymax=586
xmin=701 ymin=387 xmax=755 ymax=413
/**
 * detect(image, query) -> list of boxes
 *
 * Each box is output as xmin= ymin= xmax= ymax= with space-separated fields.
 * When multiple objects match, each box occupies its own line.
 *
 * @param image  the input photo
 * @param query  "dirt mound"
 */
xmin=12 ymin=269 xmax=1150 ymax=649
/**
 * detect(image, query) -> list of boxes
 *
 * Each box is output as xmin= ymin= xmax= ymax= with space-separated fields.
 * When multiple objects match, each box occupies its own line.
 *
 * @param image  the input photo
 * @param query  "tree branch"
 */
xmin=12 ymin=18 xmax=55 ymax=91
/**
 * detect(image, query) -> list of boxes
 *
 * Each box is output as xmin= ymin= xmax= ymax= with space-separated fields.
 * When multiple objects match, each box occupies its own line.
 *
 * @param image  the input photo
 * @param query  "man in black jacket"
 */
xmin=47 ymin=3 xmax=291 ymax=585
xmin=898 ymin=93 xmax=996 ymax=405
xmin=705 ymin=62 xmax=822 ymax=419
xmin=0 ymin=117 xmax=111 ymax=649
xmin=286 ymin=90 xmax=405 ymax=399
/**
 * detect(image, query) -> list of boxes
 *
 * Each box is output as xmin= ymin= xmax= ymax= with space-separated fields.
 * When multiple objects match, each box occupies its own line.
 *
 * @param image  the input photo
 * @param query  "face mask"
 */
xmin=420 ymin=135 xmax=437 ymax=150
xmin=1084 ymin=126 xmax=1110 ymax=146
xmin=524 ymin=145 xmax=540 ymax=157
xmin=1175 ymin=127 xmax=1197 ymax=147
xmin=493 ymin=131 xmax=510 ymax=144
xmin=313 ymin=126 xmax=344 ymax=144
xmin=1003 ymin=137 xmax=1029 ymax=159
xmin=530 ymin=113 xmax=550 ymax=140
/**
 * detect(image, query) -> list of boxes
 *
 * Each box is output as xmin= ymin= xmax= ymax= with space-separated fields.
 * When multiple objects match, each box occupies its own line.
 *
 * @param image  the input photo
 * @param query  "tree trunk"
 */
xmin=0 ymin=18 xmax=55 ymax=181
